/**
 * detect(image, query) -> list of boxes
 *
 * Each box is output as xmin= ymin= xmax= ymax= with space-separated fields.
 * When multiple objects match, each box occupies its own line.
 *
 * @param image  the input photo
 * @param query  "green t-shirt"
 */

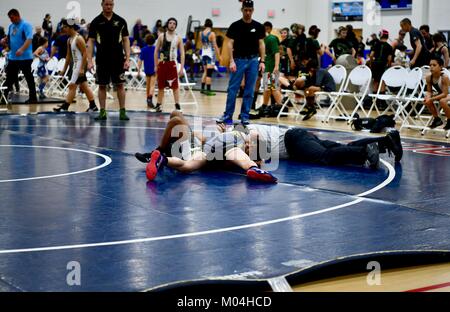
xmin=264 ymin=34 xmax=279 ymax=73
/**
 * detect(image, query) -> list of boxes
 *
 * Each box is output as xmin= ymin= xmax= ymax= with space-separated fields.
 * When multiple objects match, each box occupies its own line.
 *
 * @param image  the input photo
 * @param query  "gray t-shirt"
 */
xmin=247 ymin=124 xmax=289 ymax=160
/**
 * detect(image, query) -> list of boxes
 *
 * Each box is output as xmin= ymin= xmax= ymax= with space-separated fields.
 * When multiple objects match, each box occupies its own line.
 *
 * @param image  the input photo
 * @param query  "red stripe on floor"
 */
xmin=405 ymin=282 xmax=450 ymax=292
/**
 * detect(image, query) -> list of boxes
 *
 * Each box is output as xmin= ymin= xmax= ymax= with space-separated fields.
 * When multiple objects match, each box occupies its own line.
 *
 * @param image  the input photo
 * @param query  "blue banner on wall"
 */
xmin=332 ymin=2 xmax=364 ymax=22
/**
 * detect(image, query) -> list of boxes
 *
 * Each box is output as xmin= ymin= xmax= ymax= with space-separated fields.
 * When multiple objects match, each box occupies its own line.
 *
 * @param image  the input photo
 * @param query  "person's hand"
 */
xmin=290 ymin=62 xmax=296 ymax=70
xmin=123 ymin=59 xmax=130 ymax=70
xmin=273 ymin=68 xmax=279 ymax=76
xmin=15 ymin=49 xmax=23 ymax=57
xmin=178 ymin=67 xmax=185 ymax=77
xmin=424 ymin=97 xmax=433 ymax=106
xmin=229 ymin=60 xmax=237 ymax=73
xmin=259 ymin=62 xmax=265 ymax=73
xmin=216 ymin=123 xmax=226 ymax=133
xmin=410 ymin=59 xmax=415 ymax=67
xmin=87 ymin=59 xmax=94 ymax=71
xmin=79 ymin=69 xmax=85 ymax=76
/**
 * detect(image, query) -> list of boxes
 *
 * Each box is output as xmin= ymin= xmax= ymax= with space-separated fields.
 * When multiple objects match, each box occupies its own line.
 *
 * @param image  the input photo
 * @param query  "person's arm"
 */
xmin=87 ymin=38 xmax=95 ymax=70
xmin=351 ymin=47 xmax=356 ymax=58
xmin=122 ymin=35 xmax=131 ymax=70
xmin=424 ymin=75 xmax=433 ymax=103
xmin=137 ymin=58 xmax=143 ymax=76
xmin=76 ymin=37 xmax=87 ymax=75
xmin=178 ymin=36 xmax=185 ymax=76
xmin=16 ymin=24 xmax=33 ymax=57
xmin=443 ymin=47 xmax=450 ymax=68
xmin=387 ymin=54 xmax=393 ymax=67
xmin=60 ymin=40 xmax=72 ymax=75
xmin=430 ymin=75 xmax=450 ymax=102
xmin=87 ymin=20 xmax=97 ymax=70
xmin=287 ymin=47 xmax=295 ymax=70
xmin=274 ymin=51 xmax=280 ymax=75
xmin=410 ymin=39 xmax=422 ymax=66
xmin=154 ymin=34 xmax=162 ymax=73
xmin=258 ymin=38 xmax=265 ymax=73
xmin=210 ymin=32 xmax=221 ymax=63
xmin=227 ymin=38 xmax=236 ymax=72
xmin=33 ymin=46 xmax=42 ymax=58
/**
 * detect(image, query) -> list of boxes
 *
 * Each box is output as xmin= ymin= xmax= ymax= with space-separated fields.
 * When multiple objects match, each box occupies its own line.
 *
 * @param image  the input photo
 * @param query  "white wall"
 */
xmin=0 ymin=0 xmax=446 ymax=44
xmin=0 ymin=0 xmax=306 ymax=36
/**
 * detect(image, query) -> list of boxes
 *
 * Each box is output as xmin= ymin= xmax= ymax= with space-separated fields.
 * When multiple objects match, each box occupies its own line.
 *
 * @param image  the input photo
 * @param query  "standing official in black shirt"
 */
xmin=87 ymin=0 xmax=131 ymax=121
xmin=217 ymin=0 xmax=265 ymax=126
xmin=400 ymin=18 xmax=430 ymax=68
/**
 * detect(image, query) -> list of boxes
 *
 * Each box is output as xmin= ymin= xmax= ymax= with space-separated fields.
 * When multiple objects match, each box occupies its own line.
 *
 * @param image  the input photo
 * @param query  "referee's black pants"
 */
xmin=5 ymin=59 xmax=37 ymax=101
xmin=284 ymin=128 xmax=383 ymax=166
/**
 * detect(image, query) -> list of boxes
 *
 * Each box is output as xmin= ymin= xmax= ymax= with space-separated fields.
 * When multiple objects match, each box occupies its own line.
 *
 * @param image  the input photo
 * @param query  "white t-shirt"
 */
xmin=247 ymin=124 xmax=290 ymax=160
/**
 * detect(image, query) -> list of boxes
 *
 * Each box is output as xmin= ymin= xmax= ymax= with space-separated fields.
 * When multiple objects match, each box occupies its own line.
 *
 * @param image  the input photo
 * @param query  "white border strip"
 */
xmin=0 ymin=160 xmax=395 ymax=254
xmin=0 ymin=145 xmax=112 ymax=183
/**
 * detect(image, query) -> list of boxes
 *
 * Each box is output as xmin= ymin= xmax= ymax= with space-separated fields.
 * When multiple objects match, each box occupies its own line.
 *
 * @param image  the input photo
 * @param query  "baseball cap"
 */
xmin=242 ymin=0 xmax=254 ymax=8
xmin=379 ymin=29 xmax=389 ymax=37
xmin=308 ymin=25 xmax=321 ymax=35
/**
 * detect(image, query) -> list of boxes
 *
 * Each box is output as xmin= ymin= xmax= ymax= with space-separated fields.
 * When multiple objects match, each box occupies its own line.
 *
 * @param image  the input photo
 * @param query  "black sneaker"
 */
xmin=429 ymin=117 xmax=443 ymax=129
xmin=300 ymin=107 xmax=309 ymax=115
xmin=154 ymin=104 xmax=162 ymax=113
xmin=147 ymin=97 xmax=154 ymax=109
xmin=444 ymin=119 xmax=450 ymax=130
xmin=386 ymin=130 xmax=403 ymax=162
xmin=175 ymin=104 xmax=182 ymax=111
xmin=303 ymin=108 xmax=317 ymax=121
xmin=135 ymin=152 xmax=152 ymax=163
xmin=366 ymin=143 xmax=380 ymax=170
xmin=53 ymin=102 xmax=70 ymax=112
xmin=86 ymin=105 xmax=99 ymax=112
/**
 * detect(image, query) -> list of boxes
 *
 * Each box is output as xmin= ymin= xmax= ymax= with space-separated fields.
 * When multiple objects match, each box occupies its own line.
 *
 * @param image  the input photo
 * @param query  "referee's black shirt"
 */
xmin=89 ymin=13 xmax=129 ymax=63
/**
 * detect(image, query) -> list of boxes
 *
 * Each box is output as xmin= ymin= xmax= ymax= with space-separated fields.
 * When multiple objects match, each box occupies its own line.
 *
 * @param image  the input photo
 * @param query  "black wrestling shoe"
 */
xmin=135 ymin=152 xmax=152 ymax=163
xmin=53 ymin=102 xmax=70 ymax=112
xmin=386 ymin=130 xmax=403 ymax=162
xmin=366 ymin=143 xmax=380 ymax=170
xmin=444 ymin=119 xmax=450 ymax=130
xmin=302 ymin=107 xmax=317 ymax=121
xmin=429 ymin=117 xmax=443 ymax=129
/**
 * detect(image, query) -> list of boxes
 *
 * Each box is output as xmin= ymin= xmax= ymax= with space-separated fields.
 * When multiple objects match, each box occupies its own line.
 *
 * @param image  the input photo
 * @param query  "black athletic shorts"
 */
xmin=75 ymin=74 xmax=87 ymax=85
xmin=95 ymin=61 xmax=126 ymax=85
xmin=371 ymin=62 xmax=386 ymax=83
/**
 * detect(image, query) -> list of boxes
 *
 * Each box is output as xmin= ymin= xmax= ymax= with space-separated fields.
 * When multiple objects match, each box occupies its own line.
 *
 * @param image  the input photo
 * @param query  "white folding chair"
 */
xmin=0 ymin=57 xmax=8 ymax=107
xmin=325 ymin=65 xmax=372 ymax=123
xmin=368 ymin=66 xmax=407 ymax=117
xmin=176 ymin=63 xmax=198 ymax=109
xmin=277 ymin=89 xmax=305 ymax=121
xmin=316 ymin=65 xmax=347 ymax=122
xmin=397 ymin=68 xmax=427 ymax=132
xmin=125 ymin=58 xmax=145 ymax=91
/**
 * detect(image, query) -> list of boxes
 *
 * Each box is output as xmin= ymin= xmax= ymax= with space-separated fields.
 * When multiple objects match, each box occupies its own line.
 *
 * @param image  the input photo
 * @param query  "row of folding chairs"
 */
xmin=0 ymin=57 xmax=8 ymax=108
xmin=277 ymin=63 xmax=449 ymax=138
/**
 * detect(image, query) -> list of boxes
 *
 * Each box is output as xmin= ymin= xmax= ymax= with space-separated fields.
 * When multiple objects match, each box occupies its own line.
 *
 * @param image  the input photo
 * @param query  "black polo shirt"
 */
xmin=89 ymin=12 xmax=129 ymax=62
xmin=226 ymin=19 xmax=264 ymax=59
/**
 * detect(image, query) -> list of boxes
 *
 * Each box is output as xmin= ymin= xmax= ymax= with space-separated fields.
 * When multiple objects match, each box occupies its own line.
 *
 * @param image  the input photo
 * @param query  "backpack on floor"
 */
xmin=351 ymin=114 xmax=396 ymax=133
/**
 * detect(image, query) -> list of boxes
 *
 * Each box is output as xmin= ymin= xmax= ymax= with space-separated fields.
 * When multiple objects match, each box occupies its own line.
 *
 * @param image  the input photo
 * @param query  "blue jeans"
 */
xmin=223 ymin=57 xmax=259 ymax=122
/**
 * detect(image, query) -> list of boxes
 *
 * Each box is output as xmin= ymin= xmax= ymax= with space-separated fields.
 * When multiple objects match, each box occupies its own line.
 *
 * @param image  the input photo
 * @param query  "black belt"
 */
xmin=234 ymin=54 xmax=258 ymax=60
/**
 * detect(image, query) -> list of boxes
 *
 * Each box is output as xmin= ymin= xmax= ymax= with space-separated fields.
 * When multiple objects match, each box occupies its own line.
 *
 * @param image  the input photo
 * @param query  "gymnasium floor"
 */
xmin=0 ymin=90 xmax=449 ymax=292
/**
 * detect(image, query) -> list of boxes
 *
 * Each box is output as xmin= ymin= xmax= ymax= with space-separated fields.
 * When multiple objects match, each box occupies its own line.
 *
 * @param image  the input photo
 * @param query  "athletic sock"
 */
xmin=201 ymin=83 xmax=205 ymax=90
xmin=207 ymin=84 xmax=211 ymax=91
xmin=89 ymin=100 xmax=96 ymax=108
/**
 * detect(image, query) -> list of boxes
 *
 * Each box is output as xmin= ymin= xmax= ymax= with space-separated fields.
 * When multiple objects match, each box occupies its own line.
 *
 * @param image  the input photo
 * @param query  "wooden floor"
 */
xmin=3 ymin=89 xmax=450 ymax=143
xmin=292 ymin=263 xmax=450 ymax=292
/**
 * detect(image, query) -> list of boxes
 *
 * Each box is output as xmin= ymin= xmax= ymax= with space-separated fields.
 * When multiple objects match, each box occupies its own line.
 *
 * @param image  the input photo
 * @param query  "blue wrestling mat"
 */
xmin=0 ymin=111 xmax=449 ymax=291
